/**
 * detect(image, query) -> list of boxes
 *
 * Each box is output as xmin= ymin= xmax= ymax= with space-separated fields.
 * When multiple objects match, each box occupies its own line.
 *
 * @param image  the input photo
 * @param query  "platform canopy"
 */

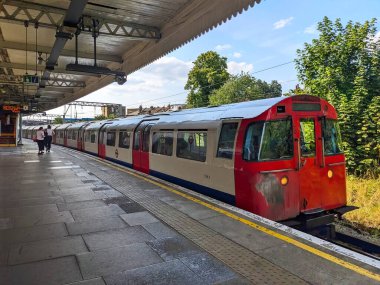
xmin=0 ymin=0 xmax=261 ymax=112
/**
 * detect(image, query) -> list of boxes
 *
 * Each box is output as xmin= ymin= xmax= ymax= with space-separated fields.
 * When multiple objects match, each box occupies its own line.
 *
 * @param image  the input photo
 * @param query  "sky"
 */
xmin=47 ymin=0 xmax=380 ymax=118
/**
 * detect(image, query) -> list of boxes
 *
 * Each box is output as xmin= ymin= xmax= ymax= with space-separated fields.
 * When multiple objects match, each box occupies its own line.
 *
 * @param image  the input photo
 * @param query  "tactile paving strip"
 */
xmin=61 ymin=148 xmax=308 ymax=284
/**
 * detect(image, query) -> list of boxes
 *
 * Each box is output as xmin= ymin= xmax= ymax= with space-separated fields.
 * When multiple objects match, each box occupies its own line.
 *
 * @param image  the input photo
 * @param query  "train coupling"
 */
xmin=330 ymin=206 xmax=358 ymax=219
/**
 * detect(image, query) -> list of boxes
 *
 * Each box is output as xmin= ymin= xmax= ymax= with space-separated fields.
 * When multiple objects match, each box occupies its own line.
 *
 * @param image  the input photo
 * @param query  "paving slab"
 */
xmin=1 ymin=204 xmax=58 ymax=218
xmin=146 ymin=236 xmax=204 ymax=261
xmin=142 ymin=222 xmax=179 ymax=239
xmin=104 ymin=259 xmax=205 ymax=285
xmin=0 ymin=256 xmax=83 ymax=285
xmin=66 ymin=278 xmax=106 ymax=285
xmin=199 ymin=214 xmax=284 ymax=251
xmin=71 ymin=204 xmax=125 ymax=221
xmin=1 ymin=223 xmax=68 ymax=246
xmin=120 ymin=211 xmax=159 ymax=226
xmin=3 ymin=196 xmax=64 ymax=208
xmin=63 ymin=192 xmax=107 ymax=203
xmin=13 ymin=210 xmax=74 ymax=228
xmin=66 ymin=216 xmax=128 ymax=236
xmin=82 ymin=226 xmax=155 ymax=251
xmin=77 ymin=243 xmax=163 ymax=279
xmin=180 ymin=252 xmax=238 ymax=284
xmin=8 ymin=236 xmax=88 ymax=265
xmin=57 ymin=199 xmax=107 ymax=212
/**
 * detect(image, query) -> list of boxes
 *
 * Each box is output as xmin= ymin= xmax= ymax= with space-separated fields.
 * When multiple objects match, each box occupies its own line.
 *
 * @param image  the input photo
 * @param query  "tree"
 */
xmin=53 ymin=117 xmax=63 ymax=124
xmin=94 ymin=115 xmax=107 ymax=120
xmin=295 ymin=17 xmax=380 ymax=176
xmin=209 ymin=73 xmax=282 ymax=105
xmin=185 ymin=51 xmax=229 ymax=108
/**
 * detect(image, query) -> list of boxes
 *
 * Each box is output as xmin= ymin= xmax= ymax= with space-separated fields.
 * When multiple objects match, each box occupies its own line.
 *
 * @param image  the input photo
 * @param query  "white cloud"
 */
xmin=304 ymin=24 xmax=317 ymax=34
xmin=215 ymin=44 xmax=232 ymax=51
xmin=233 ymin=52 xmax=242 ymax=58
xmin=273 ymin=17 xmax=294 ymax=30
xmin=47 ymin=56 xmax=192 ymax=116
xmin=227 ymin=61 xmax=253 ymax=75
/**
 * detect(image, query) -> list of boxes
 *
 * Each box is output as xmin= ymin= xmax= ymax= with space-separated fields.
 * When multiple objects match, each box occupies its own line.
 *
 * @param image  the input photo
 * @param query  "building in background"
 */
xmin=101 ymin=104 xmax=125 ymax=117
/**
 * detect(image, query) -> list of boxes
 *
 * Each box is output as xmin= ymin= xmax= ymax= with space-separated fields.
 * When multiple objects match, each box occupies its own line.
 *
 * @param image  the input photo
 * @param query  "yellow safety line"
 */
xmin=75 ymin=151 xmax=380 ymax=282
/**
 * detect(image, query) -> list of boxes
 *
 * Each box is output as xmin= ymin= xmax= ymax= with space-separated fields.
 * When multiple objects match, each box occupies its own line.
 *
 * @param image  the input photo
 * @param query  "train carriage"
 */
xmin=46 ymin=95 xmax=350 ymax=227
xmin=55 ymin=123 xmax=72 ymax=146
xmin=66 ymin=122 xmax=92 ymax=150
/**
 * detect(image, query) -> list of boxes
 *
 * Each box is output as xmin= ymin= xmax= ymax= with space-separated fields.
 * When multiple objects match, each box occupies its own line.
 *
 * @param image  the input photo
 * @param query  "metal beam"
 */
xmin=67 ymin=101 xmax=121 ymax=107
xmin=0 ymin=40 xmax=122 ymax=63
xmin=1 ymin=0 xmax=160 ymax=39
xmin=40 ymin=0 xmax=88 ymax=87
xmin=46 ymin=78 xmax=85 ymax=88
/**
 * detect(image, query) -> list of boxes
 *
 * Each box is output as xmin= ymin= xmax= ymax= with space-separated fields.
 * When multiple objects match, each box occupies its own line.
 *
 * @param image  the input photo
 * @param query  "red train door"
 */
xmin=98 ymin=124 xmax=108 ymax=159
xmin=132 ymin=121 xmax=155 ymax=174
xmin=293 ymin=116 xmax=323 ymax=213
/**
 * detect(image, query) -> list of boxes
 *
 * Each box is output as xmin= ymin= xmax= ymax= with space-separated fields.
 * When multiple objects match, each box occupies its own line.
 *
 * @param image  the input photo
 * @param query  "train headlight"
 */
xmin=327 ymin=170 xmax=333 ymax=178
xmin=280 ymin=176 xmax=288 ymax=186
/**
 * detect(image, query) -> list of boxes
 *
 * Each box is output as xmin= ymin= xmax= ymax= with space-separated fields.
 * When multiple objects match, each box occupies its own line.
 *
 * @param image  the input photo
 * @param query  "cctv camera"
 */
xmin=115 ymin=75 xmax=127 ymax=85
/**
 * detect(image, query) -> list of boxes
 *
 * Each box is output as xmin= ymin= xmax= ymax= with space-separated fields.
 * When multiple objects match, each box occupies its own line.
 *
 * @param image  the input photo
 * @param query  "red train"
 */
xmin=23 ymin=95 xmax=353 ymax=228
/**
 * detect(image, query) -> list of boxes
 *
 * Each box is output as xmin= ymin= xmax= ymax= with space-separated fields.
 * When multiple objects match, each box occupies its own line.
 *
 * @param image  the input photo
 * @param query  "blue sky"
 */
xmin=48 ymin=0 xmax=380 ymax=117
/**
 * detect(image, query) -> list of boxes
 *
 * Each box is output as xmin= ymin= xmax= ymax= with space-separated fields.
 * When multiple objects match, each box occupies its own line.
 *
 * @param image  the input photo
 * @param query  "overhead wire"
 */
xmin=123 ymin=60 xmax=296 ymax=108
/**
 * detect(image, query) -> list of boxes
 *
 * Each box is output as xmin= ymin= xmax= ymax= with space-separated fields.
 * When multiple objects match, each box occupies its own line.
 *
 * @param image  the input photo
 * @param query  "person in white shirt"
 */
xmin=45 ymin=125 xmax=54 ymax=152
xmin=36 ymin=127 xmax=45 ymax=155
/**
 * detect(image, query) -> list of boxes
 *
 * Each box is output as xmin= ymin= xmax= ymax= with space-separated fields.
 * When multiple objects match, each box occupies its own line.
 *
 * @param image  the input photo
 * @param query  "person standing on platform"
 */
xmin=45 ymin=125 xmax=54 ymax=152
xmin=36 ymin=127 xmax=45 ymax=155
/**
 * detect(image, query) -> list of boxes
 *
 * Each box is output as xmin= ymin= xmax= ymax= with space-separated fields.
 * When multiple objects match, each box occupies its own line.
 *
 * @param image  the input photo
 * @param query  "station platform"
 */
xmin=0 ymin=141 xmax=379 ymax=285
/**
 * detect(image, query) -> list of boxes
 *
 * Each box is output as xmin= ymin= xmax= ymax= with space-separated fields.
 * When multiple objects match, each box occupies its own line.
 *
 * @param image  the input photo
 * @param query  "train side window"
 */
xmin=322 ymin=119 xmax=343 ymax=155
xmin=176 ymin=131 xmax=207 ymax=162
xmin=72 ymin=130 xmax=77 ymax=140
xmin=106 ymin=131 xmax=116 ymax=146
xmin=217 ymin=123 xmax=238 ymax=159
xmin=243 ymin=122 xmax=264 ymax=161
xmin=119 ymin=131 xmax=130 ymax=149
xmin=152 ymin=131 xmax=173 ymax=156
xmin=133 ymin=130 xmax=141 ymax=150
xmin=142 ymin=124 xmax=153 ymax=152
xmin=243 ymin=119 xmax=293 ymax=161
xmin=90 ymin=131 xmax=96 ymax=143
xmin=300 ymin=119 xmax=315 ymax=157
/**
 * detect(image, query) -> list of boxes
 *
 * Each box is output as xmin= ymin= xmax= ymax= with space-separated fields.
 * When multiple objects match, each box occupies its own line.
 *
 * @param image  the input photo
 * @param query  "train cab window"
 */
xmin=106 ymin=131 xmax=116 ymax=146
xmin=119 ymin=131 xmax=131 ymax=149
xmin=90 ymin=131 xmax=96 ymax=143
xmin=177 ymin=131 xmax=207 ymax=162
xmin=152 ymin=131 xmax=173 ymax=156
xmin=217 ymin=123 xmax=238 ymax=159
xmin=300 ymin=119 xmax=315 ymax=157
xmin=244 ymin=119 xmax=293 ymax=161
xmin=322 ymin=119 xmax=343 ymax=155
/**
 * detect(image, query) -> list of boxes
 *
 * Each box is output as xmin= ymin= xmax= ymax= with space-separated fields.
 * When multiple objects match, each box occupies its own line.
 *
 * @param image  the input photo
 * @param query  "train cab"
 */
xmin=234 ymin=95 xmax=346 ymax=225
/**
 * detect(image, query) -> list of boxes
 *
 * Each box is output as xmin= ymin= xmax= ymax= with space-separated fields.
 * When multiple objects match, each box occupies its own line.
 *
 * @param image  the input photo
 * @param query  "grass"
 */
xmin=343 ymin=175 xmax=380 ymax=236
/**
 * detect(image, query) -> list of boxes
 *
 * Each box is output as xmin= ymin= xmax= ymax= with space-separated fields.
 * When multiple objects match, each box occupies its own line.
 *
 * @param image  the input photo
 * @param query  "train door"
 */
xmin=98 ymin=124 xmax=108 ymax=158
xmin=77 ymin=128 xmax=82 ymax=150
xmin=293 ymin=116 xmax=323 ymax=213
xmin=132 ymin=121 xmax=155 ymax=174
xmin=63 ymin=128 xmax=68 ymax=146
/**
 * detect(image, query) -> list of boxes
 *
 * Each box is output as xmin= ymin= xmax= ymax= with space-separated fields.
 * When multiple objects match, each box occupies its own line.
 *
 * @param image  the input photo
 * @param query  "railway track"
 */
xmin=312 ymin=224 xmax=380 ymax=261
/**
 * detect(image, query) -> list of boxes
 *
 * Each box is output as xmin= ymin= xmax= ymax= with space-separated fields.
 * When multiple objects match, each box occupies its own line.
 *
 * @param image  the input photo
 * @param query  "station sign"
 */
xmin=23 ymin=74 xmax=40 ymax=84
xmin=2 ymin=105 xmax=21 ymax=113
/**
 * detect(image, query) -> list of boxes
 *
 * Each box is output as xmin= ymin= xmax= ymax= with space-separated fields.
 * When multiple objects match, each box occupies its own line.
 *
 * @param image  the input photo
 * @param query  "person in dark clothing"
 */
xmin=45 ymin=125 xmax=54 ymax=152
